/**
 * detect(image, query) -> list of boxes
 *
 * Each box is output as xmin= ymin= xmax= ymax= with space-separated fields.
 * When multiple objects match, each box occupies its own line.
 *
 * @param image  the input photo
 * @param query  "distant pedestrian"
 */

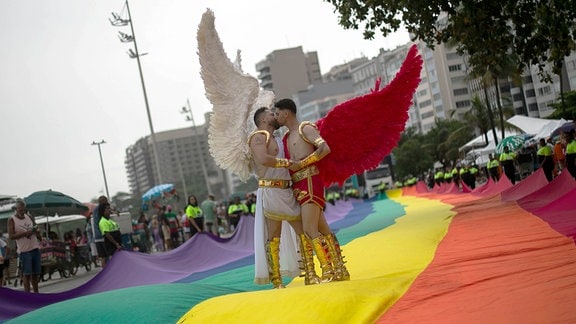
xmin=227 ymin=196 xmax=248 ymax=231
xmin=91 ymin=196 xmax=109 ymax=268
xmin=200 ymin=194 xmax=218 ymax=236
xmin=180 ymin=210 xmax=190 ymax=242
xmin=0 ymin=234 xmax=7 ymax=288
xmin=499 ymin=146 xmax=517 ymax=184
xmin=537 ymin=138 xmax=555 ymax=182
xmin=98 ymin=203 xmax=122 ymax=261
xmin=565 ymin=131 xmax=576 ymax=179
xmin=150 ymin=215 xmax=163 ymax=252
xmin=85 ymin=215 xmax=99 ymax=267
xmin=8 ymin=199 xmax=41 ymax=293
xmin=185 ymin=195 xmax=203 ymax=237
xmin=164 ymin=206 xmax=181 ymax=248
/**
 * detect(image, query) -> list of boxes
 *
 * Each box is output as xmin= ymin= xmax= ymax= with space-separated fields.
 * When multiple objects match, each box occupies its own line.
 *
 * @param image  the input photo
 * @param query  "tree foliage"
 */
xmin=546 ymin=90 xmax=576 ymax=121
xmin=325 ymin=0 xmax=576 ymax=81
xmin=393 ymin=137 xmax=433 ymax=179
xmin=393 ymin=119 xmax=474 ymax=178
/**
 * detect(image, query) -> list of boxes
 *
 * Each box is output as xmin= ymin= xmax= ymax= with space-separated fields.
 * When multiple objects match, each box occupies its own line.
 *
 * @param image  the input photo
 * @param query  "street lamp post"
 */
xmin=91 ymin=140 xmax=110 ymax=199
xmin=181 ymin=99 xmax=211 ymax=195
xmin=110 ymin=0 xmax=163 ymax=185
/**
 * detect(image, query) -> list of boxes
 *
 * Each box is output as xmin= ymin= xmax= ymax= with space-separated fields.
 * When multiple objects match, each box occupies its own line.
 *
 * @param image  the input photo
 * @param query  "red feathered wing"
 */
xmin=315 ymin=44 xmax=422 ymax=186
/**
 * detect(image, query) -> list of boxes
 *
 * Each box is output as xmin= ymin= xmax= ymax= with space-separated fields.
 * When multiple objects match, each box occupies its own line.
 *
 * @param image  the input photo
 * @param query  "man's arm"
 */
xmin=249 ymin=132 xmax=292 ymax=168
xmin=104 ymin=232 xmax=122 ymax=250
xmin=7 ymin=217 xmax=33 ymax=241
xmin=289 ymin=124 xmax=331 ymax=171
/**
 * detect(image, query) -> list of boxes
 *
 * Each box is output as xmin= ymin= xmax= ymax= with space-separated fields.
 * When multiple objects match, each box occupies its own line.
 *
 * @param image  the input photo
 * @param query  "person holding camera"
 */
xmin=8 ymin=199 xmax=42 ymax=293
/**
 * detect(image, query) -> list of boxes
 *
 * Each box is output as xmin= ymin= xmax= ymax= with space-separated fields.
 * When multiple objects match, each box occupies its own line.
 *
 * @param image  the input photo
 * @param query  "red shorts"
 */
xmin=291 ymin=166 xmax=326 ymax=208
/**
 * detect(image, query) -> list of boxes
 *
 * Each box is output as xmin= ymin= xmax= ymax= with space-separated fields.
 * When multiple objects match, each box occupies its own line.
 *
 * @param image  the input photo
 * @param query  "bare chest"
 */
xmin=267 ymin=138 xmax=279 ymax=156
xmin=286 ymin=132 xmax=312 ymax=160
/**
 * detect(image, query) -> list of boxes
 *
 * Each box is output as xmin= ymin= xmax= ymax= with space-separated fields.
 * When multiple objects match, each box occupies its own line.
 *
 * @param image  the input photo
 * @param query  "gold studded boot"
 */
xmin=326 ymin=232 xmax=350 ymax=281
xmin=298 ymin=233 xmax=321 ymax=285
xmin=311 ymin=234 xmax=334 ymax=283
xmin=266 ymin=237 xmax=285 ymax=289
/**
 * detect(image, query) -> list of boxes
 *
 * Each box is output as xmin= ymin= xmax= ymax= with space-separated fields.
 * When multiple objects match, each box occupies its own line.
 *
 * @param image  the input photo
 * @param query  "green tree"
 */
xmin=461 ymin=96 xmax=491 ymax=146
xmin=393 ymin=138 xmax=434 ymax=179
xmin=325 ymin=0 xmax=576 ymax=82
xmin=546 ymin=90 xmax=576 ymax=120
xmin=422 ymin=119 xmax=473 ymax=167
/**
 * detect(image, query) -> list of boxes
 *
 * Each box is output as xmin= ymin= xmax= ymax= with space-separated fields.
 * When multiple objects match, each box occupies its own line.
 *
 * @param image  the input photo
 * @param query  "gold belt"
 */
xmin=258 ymin=178 xmax=292 ymax=189
xmin=291 ymin=165 xmax=319 ymax=183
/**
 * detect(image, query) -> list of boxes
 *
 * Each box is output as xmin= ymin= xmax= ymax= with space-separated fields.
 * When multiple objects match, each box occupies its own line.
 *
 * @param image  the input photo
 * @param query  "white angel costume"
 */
xmin=252 ymin=135 xmax=301 ymax=285
xmin=197 ymin=9 xmax=301 ymax=286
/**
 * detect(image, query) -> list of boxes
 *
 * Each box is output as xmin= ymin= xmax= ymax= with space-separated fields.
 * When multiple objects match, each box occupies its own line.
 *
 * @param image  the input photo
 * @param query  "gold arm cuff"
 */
xmin=313 ymin=137 xmax=325 ymax=147
xmin=274 ymin=158 xmax=290 ymax=168
xmin=294 ymin=151 xmax=320 ymax=170
xmin=291 ymin=165 xmax=320 ymax=183
xmin=258 ymin=179 xmax=292 ymax=189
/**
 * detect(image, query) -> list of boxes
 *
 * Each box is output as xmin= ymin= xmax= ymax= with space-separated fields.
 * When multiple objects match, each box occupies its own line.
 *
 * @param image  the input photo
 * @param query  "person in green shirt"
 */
xmin=537 ymin=138 xmax=554 ymax=182
xmin=185 ymin=195 xmax=203 ymax=237
xmin=444 ymin=169 xmax=453 ymax=183
xmin=499 ymin=146 xmax=518 ymax=184
xmin=487 ymin=154 xmax=501 ymax=182
xmin=200 ymin=194 xmax=218 ymax=236
xmin=227 ymin=196 xmax=248 ymax=231
xmin=434 ymin=169 xmax=444 ymax=186
xmin=98 ymin=203 xmax=122 ymax=261
xmin=469 ymin=164 xmax=479 ymax=189
xmin=565 ymin=130 xmax=576 ymax=179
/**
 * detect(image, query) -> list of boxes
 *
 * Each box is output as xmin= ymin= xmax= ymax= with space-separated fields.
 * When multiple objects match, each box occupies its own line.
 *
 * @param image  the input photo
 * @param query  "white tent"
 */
xmin=460 ymin=128 xmax=519 ymax=152
xmin=506 ymin=115 xmax=553 ymax=134
xmin=35 ymin=214 xmax=86 ymax=225
xmin=465 ymin=141 xmax=497 ymax=167
xmin=532 ymin=120 xmax=569 ymax=140
xmin=507 ymin=115 xmax=568 ymax=139
xmin=461 ymin=129 xmax=522 ymax=168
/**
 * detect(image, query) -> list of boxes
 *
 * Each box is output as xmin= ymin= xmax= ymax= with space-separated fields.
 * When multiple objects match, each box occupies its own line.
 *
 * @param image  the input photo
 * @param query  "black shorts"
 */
xmin=0 ymin=263 xmax=4 ymax=278
xmin=96 ymin=241 xmax=107 ymax=258
xmin=104 ymin=231 xmax=122 ymax=258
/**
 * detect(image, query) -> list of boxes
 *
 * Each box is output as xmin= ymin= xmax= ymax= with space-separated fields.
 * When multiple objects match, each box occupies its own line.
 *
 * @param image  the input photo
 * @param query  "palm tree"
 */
xmin=461 ymin=96 xmax=491 ymax=146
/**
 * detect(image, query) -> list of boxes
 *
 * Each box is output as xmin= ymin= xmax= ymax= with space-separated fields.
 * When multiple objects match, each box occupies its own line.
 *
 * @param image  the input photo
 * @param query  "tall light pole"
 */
xmin=91 ymin=140 xmax=110 ymax=199
xmin=181 ymin=99 xmax=211 ymax=194
xmin=110 ymin=0 xmax=163 ymax=185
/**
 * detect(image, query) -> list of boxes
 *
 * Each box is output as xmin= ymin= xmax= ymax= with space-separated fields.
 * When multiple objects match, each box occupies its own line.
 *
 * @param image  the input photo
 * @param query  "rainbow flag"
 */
xmin=3 ymin=169 xmax=576 ymax=323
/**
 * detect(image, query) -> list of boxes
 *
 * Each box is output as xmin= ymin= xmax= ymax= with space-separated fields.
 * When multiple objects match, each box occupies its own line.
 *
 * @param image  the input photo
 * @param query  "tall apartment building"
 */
xmin=255 ymin=46 xmax=322 ymax=100
xmin=293 ymin=79 xmax=356 ymax=122
xmin=351 ymin=40 xmax=576 ymax=135
xmin=412 ymin=42 xmax=474 ymax=133
xmin=467 ymin=52 xmax=576 ymax=120
xmin=349 ymin=45 xmax=424 ymax=131
xmin=124 ymin=113 xmax=229 ymax=202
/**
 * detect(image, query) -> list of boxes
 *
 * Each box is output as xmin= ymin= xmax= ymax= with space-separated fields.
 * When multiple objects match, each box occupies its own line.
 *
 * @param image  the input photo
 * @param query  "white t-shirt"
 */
xmin=181 ymin=214 xmax=190 ymax=233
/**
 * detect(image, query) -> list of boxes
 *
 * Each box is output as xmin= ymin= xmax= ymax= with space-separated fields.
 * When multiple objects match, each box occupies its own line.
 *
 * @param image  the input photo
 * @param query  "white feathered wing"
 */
xmin=197 ymin=9 xmax=274 ymax=181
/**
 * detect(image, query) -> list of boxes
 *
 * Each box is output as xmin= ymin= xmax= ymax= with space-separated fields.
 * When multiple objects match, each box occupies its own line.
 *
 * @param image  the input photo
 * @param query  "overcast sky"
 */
xmin=0 ymin=0 xmax=409 ymax=203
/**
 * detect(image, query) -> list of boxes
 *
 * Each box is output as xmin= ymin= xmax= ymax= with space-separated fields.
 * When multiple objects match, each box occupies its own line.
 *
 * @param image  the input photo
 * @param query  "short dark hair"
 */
xmin=274 ymin=98 xmax=297 ymax=114
xmin=253 ymin=107 xmax=268 ymax=127
xmin=98 ymin=203 xmax=110 ymax=217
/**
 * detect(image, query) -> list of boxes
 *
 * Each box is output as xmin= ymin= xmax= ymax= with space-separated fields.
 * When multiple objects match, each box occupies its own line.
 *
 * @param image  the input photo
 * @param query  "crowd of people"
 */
xmin=131 ymin=193 xmax=259 ymax=254
xmin=423 ymin=129 xmax=576 ymax=190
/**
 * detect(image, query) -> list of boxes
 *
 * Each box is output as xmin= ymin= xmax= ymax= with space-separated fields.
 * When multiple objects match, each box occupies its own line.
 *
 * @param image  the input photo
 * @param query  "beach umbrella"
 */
xmin=142 ymin=184 xmax=175 ymax=202
xmin=24 ymin=189 xmax=89 ymax=217
xmin=550 ymin=122 xmax=575 ymax=139
xmin=495 ymin=135 xmax=527 ymax=154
